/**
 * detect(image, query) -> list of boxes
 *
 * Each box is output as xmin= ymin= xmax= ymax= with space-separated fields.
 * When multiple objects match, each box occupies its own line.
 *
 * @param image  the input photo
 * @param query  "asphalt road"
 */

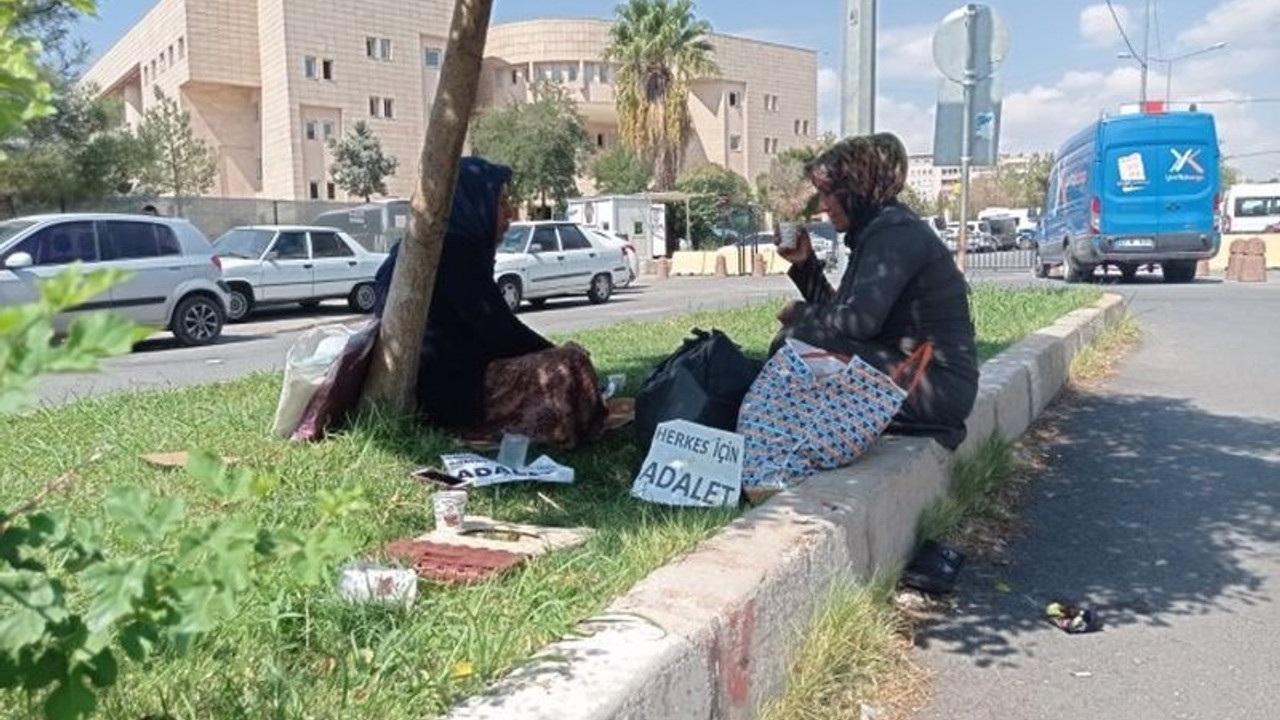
xmin=915 ymin=274 xmax=1280 ymax=719
xmin=34 ymin=275 xmax=800 ymax=406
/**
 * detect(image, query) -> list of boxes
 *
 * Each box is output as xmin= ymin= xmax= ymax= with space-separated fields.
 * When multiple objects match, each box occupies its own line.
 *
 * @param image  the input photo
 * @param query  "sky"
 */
xmin=75 ymin=0 xmax=1280 ymax=179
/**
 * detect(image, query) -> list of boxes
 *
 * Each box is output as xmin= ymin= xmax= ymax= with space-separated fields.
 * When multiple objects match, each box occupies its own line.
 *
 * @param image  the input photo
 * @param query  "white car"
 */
xmin=0 ymin=213 xmax=229 ymax=346
xmin=212 ymin=225 xmax=387 ymax=322
xmin=582 ymin=227 xmax=639 ymax=287
xmin=495 ymin=221 xmax=627 ymax=310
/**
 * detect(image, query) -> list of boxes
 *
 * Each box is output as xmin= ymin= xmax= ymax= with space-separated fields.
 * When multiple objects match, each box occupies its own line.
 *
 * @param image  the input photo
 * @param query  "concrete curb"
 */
xmin=444 ymin=293 xmax=1128 ymax=720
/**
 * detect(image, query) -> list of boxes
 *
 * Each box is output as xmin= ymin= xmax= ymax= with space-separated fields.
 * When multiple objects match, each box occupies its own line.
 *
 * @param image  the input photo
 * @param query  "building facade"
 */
xmin=82 ymin=3 xmax=818 ymax=202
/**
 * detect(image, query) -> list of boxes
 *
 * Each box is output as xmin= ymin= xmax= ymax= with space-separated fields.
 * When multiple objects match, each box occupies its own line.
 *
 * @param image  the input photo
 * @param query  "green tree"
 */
xmin=0 ymin=0 xmax=96 ymax=145
xmin=604 ymin=0 xmax=718 ymax=191
xmin=669 ymin=163 xmax=752 ymax=249
xmin=135 ymin=88 xmax=217 ymax=213
xmin=898 ymin=184 xmax=934 ymax=216
xmin=328 ymin=120 xmax=398 ymax=202
xmin=0 ymin=86 xmax=143 ymax=212
xmin=1220 ymin=159 xmax=1242 ymax=190
xmin=469 ymin=81 xmax=589 ymax=213
xmin=756 ymin=153 xmax=814 ymax=222
xmin=590 ymin=144 xmax=652 ymax=194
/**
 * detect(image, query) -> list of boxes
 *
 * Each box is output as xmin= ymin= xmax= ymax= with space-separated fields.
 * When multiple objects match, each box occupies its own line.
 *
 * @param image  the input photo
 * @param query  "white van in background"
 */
xmin=1223 ymin=183 xmax=1280 ymax=233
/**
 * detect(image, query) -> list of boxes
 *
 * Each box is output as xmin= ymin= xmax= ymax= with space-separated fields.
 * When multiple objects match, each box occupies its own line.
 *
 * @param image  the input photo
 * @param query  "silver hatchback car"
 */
xmin=0 ymin=214 xmax=230 ymax=346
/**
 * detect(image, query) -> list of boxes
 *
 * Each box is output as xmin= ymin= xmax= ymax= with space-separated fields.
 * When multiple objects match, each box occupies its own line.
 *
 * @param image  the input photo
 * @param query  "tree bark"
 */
xmin=359 ymin=0 xmax=496 ymax=413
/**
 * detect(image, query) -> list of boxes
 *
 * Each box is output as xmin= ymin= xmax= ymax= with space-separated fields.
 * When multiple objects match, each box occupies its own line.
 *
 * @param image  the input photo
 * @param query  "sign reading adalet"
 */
xmin=631 ymin=420 xmax=744 ymax=508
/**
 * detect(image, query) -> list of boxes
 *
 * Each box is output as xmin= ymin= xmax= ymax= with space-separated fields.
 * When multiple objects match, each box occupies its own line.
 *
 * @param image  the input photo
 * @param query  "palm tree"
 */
xmin=604 ymin=0 xmax=718 ymax=190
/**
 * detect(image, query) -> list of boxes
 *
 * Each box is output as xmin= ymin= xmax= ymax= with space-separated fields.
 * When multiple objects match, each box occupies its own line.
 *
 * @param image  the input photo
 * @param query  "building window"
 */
xmin=327 ymin=182 xmax=336 ymax=200
xmin=383 ymin=98 xmax=395 ymax=119
xmin=256 ymin=158 xmax=262 ymax=180
xmin=168 ymin=45 xmax=174 ymax=66
xmin=150 ymin=59 xmax=156 ymax=79
xmin=305 ymin=121 xmax=317 ymax=140
xmin=322 ymin=59 xmax=334 ymax=80
xmin=177 ymin=37 xmax=185 ymax=60
xmin=309 ymin=181 xmax=320 ymax=200
xmin=596 ymin=133 xmax=605 ymax=148
xmin=369 ymin=96 xmax=380 ymax=117
xmin=794 ymin=119 xmax=801 ymax=135
xmin=424 ymin=46 xmax=443 ymax=68
xmin=322 ymin=121 xmax=334 ymax=140
xmin=585 ymin=63 xmax=597 ymax=83
xmin=366 ymin=37 xmax=393 ymax=61
xmin=803 ymin=120 xmax=810 ymax=135
xmin=728 ymin=91 xmax=738 ymax=107
xmin=729 ymin=135 xmax=741 ymax=152
xmin=304 ymin=55 xmax=317 ymax=78
xmin=567 ymin=64 xmax=579 ymax=82
xmin=158 ymin=53 xmax=166 ymax=72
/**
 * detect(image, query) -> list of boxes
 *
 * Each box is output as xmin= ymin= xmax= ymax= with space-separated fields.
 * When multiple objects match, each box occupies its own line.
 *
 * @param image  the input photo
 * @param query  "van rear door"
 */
xmin=1101 ymin=114 xmax=1217 ymax=238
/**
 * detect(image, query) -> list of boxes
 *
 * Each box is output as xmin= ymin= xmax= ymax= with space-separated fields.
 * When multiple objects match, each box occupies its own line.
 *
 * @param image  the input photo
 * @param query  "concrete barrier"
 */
xmin=445 ymin=293 xmax=1127 ymax=720
xmin=670 ymin=251 xmax=710 ymax=276
xmin=1208 ymin=233 xmax=1280 ymax=272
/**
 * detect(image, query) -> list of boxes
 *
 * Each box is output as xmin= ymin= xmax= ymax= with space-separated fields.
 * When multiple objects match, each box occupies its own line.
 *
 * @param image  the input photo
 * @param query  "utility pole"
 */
xmin=1139 ymin=0 xmax=1152 ymax=104
xmin=842 ymin=0 xmax=876 ymax=136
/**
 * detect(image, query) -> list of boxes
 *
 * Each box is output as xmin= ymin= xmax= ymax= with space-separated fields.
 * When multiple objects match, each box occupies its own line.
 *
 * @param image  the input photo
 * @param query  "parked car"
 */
xmin=0 ymin=213 xmax=228 ymax=346
xmin=1017 ymin=227 xmax=1039 ymax=249
xmin=212 ymin=225 xmax=387 ymax=322
xmin=495 ymin=221 xmax=627 ymax=310
xmin=582 ymin=226 xmax=639 ymax=287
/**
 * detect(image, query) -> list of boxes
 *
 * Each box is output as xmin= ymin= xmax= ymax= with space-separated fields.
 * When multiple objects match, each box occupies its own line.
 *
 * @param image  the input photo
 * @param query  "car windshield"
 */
xmin=498 ymin=226 xmax=530 ymax=254
xmin=0 ymin=219 xmax=37 ymax=247
xmin=213 ymin=228 xmax=275 ymax=258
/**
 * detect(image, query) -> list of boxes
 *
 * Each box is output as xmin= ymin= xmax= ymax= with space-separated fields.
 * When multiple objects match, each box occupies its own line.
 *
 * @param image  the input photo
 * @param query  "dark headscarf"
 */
xmin=373 ymin=157 xmax=513 ymax=314
xmin=805 ymin=132 xmax=909 ymax=246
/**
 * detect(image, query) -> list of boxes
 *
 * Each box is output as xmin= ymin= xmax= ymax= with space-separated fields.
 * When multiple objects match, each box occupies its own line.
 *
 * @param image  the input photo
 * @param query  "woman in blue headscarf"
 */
xmin=372 ymin=157 xmax=607 ymax=448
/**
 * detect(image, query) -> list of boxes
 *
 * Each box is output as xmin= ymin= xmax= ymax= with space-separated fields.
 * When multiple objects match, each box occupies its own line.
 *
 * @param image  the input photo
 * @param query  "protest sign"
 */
xmin=631 ymin=420 xmax=744 ymax=507
xmin=431 ymin=453 xmax=575 ymax=488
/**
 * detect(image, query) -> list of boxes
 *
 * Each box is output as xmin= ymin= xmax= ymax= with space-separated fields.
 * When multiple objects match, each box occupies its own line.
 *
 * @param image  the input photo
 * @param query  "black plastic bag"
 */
xmin=635 ymin=328 xmax=763 ymax=443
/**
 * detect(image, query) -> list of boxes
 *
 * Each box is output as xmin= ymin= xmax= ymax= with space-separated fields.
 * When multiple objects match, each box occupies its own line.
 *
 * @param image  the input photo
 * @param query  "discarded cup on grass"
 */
xmin=337 ymin=563 xmax=417 ymax=606
xmin=434 ymin=489 xmax=469 ymax=532
xmin=496 ymin=433 xmax=530 ymax=470
xmin=602 ymin=373 xmax=627 ymax=400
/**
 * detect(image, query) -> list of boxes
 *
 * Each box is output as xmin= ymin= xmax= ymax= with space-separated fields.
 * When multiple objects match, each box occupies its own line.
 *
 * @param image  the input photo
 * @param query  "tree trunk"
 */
xmin=359 ymin=0 xmax=496 ymax=413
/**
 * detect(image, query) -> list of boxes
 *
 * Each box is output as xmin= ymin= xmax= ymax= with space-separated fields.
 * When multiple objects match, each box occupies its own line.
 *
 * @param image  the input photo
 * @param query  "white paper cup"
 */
xmin=434 ymin=490 xmax=469 ymax=532
xmin=337 ymin=563 xmax=418 ymax=606
xmin=776 ymin=221 xmax=801 ymax=251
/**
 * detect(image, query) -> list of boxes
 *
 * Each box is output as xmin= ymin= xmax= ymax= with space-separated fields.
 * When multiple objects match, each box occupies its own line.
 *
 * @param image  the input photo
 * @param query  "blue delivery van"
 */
xmin=1035 ymin=110 xmax=1220 ymax=283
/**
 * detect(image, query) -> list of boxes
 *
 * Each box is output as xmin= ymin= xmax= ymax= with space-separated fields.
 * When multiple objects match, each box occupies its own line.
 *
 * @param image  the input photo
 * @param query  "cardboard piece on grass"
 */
xmin=380 ymin=516 xmax=594 ymax=585
xmin=437 ymin=453 xmax=574 ymax=487
xmin=141 ymin=451 xmax=240 ymax=469
xmin=630 ymin=419 xmax=744 ymax=508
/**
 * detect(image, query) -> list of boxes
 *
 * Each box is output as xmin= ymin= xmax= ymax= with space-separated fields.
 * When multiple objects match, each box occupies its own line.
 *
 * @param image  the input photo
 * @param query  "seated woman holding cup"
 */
xmin=372 ymin=157 xmax=607 ymax=449
xmin=772 ymin=133 xmax=979 ymax=450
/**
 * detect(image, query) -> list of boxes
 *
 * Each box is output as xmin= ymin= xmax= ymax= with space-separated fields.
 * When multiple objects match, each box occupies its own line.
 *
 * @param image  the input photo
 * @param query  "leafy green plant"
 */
xmin=1 ymin=270 xmax=366 ymax=719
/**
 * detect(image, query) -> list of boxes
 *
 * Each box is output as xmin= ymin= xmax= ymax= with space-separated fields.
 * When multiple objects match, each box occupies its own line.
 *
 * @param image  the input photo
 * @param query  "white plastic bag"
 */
xmin=271 ymin=325 xmax=357 ymax=438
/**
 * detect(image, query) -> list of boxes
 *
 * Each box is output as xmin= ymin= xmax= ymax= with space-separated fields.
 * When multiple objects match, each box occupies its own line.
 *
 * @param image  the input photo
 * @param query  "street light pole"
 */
xmin=1139 ymin=0 xmax=1152 ymax=104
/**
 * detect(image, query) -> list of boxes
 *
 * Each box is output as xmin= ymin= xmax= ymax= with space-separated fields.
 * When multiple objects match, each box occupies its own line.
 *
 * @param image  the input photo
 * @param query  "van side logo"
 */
xmin=1168 ymin=148 xmax=1205 ymax=182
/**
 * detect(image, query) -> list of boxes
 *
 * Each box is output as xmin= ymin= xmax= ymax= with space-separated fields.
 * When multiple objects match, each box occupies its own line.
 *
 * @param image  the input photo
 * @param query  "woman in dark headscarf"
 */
xmin=372 ymin=157 xmax=606 ymax=448
xmin=774 ymin=132 xmax=978 ymax=450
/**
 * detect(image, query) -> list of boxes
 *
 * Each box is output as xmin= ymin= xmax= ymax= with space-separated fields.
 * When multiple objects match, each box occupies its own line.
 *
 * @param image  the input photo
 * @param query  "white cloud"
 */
xmin=878 ymin=24 xmax=938 ymax=79
xmin=1178 ymin=0 xmax=1280 ymax=48
xmin=1079 ymin=3 xmax=1132 ymax=48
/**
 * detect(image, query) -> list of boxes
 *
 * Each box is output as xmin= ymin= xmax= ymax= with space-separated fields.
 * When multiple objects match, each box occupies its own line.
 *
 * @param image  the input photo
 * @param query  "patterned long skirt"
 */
xmin=467 ymin=345 xmax=607 ymax=449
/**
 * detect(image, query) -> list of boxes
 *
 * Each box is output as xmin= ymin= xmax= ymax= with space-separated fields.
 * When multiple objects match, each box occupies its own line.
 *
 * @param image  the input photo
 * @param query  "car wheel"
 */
xmin=1162 ymin=260 xmax=1197 ymax=283
xmin=1064 ymin=253 xmax=1094 ymax=284
xmin=1032 ymin=247 xmax=1049 ymax=279
xmin=498 ymin=276 xmax=522 ymax=312
xmin=588 ymin=273 xmax=613 ymax=304
xmin=348 ymin=283 xmax=378 ymax=313
xmin=172 ymin=294 xmax=224 ymax=347
xmin=226 ymin=285 xmax=253 ymax=323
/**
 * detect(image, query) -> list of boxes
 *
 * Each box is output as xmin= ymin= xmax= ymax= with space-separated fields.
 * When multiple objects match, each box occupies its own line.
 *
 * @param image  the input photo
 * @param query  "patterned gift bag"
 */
xmin=737 ymin=338 xmax=932 ymax=491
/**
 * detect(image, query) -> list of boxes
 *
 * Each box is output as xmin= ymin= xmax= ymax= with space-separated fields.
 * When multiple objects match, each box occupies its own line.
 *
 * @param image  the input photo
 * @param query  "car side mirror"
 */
xmin=4 ymin=252 xmax=33 ymax=269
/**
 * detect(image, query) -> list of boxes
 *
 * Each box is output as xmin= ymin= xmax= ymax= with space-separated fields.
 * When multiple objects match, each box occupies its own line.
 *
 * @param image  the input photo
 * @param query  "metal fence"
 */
xmin=9 ymin=196 xmax=361 ymax=245
xmin=964 ymin=247 xmax=1036 ymax=271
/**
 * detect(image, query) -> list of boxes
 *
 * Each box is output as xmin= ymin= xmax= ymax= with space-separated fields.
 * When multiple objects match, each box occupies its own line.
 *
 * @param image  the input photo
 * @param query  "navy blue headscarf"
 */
xmin=373 ymin=157 xmax=514 ymax=314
